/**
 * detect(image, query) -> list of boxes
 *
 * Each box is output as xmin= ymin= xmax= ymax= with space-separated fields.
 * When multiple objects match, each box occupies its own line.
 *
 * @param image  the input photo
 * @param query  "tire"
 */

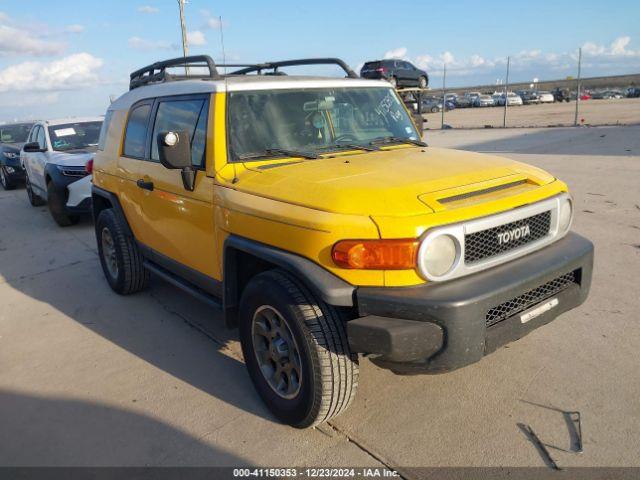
xmin=0 ymin=166 xmax=15 ymax=190
xmin=25 ymin=173 xmax=45 ymax=206
xmin=388 ymin=76 xmax=397 ymax=88
xmin=47 ymin=181 xmax=79 ymax=227
xmin=418 ymin=76 xmax=428 ymax=89
xmin=96 ymin=208 xmax=149 ymax=295
xmin=430 ymin=106 xmax=439 ymax=113
xmin=239 ymin=270 xmax=358 ymax=428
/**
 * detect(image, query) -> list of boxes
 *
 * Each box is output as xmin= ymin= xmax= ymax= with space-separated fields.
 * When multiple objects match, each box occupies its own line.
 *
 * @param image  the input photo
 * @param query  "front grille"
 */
xmin=485 ymin=271 xmax=577 ymax=327
xmin=465 ymin=210 xmax=551 ymax=264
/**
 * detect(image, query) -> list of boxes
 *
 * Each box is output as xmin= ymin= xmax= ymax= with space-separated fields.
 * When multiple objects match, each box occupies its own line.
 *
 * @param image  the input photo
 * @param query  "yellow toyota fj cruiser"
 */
xmin=93 ymin=56 xmax=593 ymax=428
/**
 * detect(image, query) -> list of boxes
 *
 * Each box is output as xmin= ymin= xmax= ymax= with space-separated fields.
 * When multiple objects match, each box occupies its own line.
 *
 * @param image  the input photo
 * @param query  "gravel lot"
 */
xmin=423 ymin=97 xmax=640 ymax=129
xmin=0 ymin=125 xmax=639 ymax=474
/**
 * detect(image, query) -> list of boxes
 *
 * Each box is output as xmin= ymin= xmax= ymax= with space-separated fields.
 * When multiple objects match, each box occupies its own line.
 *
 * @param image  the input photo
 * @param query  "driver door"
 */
xmin=133 ymin=94 xmax=218 ymax=283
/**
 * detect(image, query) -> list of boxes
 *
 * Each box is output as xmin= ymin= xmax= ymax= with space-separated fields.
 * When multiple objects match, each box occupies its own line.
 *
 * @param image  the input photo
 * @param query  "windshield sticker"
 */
xmin=54 ymin=128 xmax=76 ymax=137
xmin=375 ymin=92 xmax=402 ymax=122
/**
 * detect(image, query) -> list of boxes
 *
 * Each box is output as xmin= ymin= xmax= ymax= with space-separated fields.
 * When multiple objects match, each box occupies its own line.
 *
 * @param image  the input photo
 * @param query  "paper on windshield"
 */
xmin=54 ymin=128 xmax=76 ymax=137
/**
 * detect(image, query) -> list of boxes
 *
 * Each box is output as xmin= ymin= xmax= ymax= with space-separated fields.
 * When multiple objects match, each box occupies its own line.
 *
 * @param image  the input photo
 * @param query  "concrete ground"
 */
xmin=1 ymin=126 xmax=639 ymax=473
xmin=423 ymin=97 xmax=640 ymax=129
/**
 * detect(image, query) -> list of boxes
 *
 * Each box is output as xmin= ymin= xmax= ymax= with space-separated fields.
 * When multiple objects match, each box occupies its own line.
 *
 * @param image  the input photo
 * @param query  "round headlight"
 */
xmin=558 ymin=197 xmax=573 ymax=232
xmin=419 ymin=234 xmax=459 ymax=278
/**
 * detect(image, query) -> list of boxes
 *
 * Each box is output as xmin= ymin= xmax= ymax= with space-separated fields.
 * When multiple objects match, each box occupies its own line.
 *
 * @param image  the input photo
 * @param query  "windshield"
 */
xmin=48 ymin=121 xmax=102 ymax=152
xmin=228 ymin=87 xmax=419 ymax=161
xmin=0 ymin=123 xmax=33 ymax=144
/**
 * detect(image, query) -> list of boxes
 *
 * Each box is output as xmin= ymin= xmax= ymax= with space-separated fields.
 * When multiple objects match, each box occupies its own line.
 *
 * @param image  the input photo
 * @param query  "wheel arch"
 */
xmin=222 ymin=235 xmax=355 ymax=328
xmin=92 ymin=186 xmax=133 ymax=238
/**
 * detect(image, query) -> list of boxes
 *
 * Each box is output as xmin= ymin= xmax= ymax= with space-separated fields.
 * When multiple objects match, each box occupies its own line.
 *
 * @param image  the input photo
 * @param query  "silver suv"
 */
xmin=21 ymin=117 xmax=103 ymax=226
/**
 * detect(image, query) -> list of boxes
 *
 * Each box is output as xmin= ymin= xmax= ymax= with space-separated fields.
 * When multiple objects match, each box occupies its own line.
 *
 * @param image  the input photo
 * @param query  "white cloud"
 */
xmin=138 ymin=5 xmax=159 ymax=14
xmin=0 ymin=53 xmax=104 ymax=93
xmin=0 ymin=24 xmax=66 ymax=57
xmin=187 ymin=30 xmax=206 ymax=46
xmin=199 ymin=10 xmax=226 ymax=29
xmin=63 ymin=24 xmax=85 ymax=34
xmin=384 ymin=47 xmax=407 ymax=59
xmin=0 ymin=11 xmax=8 ymax=22
xmin=128 ymin=36 xmax=173 ymax=51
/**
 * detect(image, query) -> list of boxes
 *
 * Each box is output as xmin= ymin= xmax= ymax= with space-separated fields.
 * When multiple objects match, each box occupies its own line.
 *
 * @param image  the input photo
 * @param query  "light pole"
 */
xmin=441 ymin=63 xmax=446 ymax=130
xmin=503 ymin=56 xmax=510 ymax=128
xmin=574 ymin=47 xmax=582 ymax=126
xmin=178 ymin=0 xmax=189 ymax=74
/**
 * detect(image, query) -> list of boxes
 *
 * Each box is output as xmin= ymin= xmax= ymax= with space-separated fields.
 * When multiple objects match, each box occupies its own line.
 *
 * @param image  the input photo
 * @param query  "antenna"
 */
xmin=219 ymin=16 xmax=227 ymax=74
xmin=177 ymin=0 xmax=189 ymax=75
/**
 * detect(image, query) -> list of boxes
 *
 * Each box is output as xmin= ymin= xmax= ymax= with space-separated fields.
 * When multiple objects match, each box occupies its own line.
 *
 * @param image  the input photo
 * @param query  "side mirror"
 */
xmin=23 ymin=142 xmax=46 ymax=153
xmin=157 ymin=131 xmax=196 ymax=191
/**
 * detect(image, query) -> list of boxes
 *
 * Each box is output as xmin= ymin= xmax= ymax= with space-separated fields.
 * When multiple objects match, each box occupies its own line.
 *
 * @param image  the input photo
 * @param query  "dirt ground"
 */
xmin=0 ymin=125 xmax=639 ymax=475
xmin=423 ymin=97 xmax=640 ymax=129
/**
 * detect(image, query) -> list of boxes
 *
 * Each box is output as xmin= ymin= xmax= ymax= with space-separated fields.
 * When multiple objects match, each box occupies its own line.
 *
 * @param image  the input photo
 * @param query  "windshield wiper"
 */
xmin=237 ymin=148 xmax=319 ymax=161
xmin=369 ymin=136 xmax=427 ymax=147
xmin=318 ymin=143 xmax=380 ymax=152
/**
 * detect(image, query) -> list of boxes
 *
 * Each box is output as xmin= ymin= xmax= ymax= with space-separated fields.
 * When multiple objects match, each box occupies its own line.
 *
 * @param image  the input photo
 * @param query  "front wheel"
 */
xmin=388 ymin=76 xmax=397 ymax=88
xmin=418 ymin=76 xmax=428 ymax=89
xmin=239 ymin=270 xmax=359 ymax=428
xmin=47 ymin=182 xmax=79 ymax=227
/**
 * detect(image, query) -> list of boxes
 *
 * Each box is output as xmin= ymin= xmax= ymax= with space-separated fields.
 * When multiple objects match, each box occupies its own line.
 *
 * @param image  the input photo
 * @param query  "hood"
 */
xmin=1 ymin=143 xmax=25 ymax=153
xmin=47 ymin=150 xmax=95 ymax=167
xmin=234 ymin=147 xmax=555 ymax=217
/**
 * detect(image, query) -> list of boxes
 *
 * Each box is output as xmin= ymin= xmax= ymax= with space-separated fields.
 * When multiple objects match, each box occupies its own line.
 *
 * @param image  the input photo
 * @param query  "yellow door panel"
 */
xmin=136 ymin=165 xmax=217 ymax=278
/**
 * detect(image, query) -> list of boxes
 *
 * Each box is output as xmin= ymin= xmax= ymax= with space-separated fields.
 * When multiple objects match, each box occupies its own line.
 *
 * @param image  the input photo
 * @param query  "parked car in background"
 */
xmin=552 ymin=88 xmax=571 ymax=103
xmin=0 ymin=122 xmax=34 ymax=190
xmin=494 ymin=92 xmax=523 ymax=106
xmin=21 ymin=117 xmax=103 ymax=226
xmin=473 ymin=94 xmax=495 ymax=107
xmin=591 ymin=90 xmax=623 ymax=99
xmin=420 ymin=96 xmax=443 ymax=113
xmin=454 ymin=95 xmax=474 ymax=108
xmin=537 ymin=91 xmax=555 ymax=103
xmin=626 ymin=87 xmax=640 ymax=98
xmin=516 ymin=90 xmax=540 ymax=105
xmin=360 ymin=59 xmax=428 ymax=88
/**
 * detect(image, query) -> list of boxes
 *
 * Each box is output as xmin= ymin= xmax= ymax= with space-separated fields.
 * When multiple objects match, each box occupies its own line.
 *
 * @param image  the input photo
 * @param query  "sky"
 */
xmin=1 ymin=0 xmax=639 ymax=122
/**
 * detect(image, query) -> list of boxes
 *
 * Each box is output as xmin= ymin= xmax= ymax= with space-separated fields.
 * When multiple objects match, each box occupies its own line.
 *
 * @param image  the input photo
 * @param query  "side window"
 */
xmin=97 ymin=111 xmax=114 ymax=151
xmin=36 ymin=126 xmax=46 ymax=150
xmin=123 ymin=103 xmax=151 ymax=158
xmin=150 ymin=98 xmax=207 ymax=167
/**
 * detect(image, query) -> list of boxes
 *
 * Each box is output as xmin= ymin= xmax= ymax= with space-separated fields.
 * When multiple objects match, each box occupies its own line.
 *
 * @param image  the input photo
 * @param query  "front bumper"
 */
xmin=348 ymin=232 xmax=593 ymax=374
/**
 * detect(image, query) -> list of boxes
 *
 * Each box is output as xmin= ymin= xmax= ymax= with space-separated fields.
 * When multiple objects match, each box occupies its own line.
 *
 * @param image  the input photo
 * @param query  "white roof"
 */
xmin=109 ymin=76 xmax=391 ymax=111
xmin=43 ymin=116 xmax=104 ymax=126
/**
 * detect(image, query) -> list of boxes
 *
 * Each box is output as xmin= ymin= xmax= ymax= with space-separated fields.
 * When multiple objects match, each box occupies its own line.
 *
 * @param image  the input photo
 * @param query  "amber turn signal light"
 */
xmin=332 ymin=239 xmax=419 ymax=270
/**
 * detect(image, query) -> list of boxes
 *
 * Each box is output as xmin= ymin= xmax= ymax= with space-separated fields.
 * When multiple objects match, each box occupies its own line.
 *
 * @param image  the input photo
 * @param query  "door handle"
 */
xmin=136 ymin=179 xmax=154 ymax=191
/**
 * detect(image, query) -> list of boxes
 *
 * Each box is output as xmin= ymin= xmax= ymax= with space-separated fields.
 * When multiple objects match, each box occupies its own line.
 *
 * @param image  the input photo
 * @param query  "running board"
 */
xmin=143 ymin=260 xmax=223 ymax=310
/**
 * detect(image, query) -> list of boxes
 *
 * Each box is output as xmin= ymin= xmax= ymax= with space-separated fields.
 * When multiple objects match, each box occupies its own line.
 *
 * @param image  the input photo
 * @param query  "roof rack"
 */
xmin=129 ymin=55 xmax=221 ymax=90
xmin=227 ymin=58 xmax=359 ymax=78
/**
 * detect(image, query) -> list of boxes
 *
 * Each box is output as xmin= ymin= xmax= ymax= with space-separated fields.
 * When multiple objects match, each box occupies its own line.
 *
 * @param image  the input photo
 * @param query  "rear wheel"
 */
xmin=430 ymin=106 xmax=439 ymax=113
xmin=25 ymin=173 xmax=45 ymax=206
xmin=47 ymin=181 xmax=79 ymax=227
xmin=0 ymin=166 xmax=15 ymax=190
xmin=388 ymin=76 xmax=397 ymax=88
xmin=239 ymin=270 xmax=359 ymax=428
xmin=96 ymin=208 xmax=149 ymax=295
xmin=418 ymin=76 xmax=428 ymax=89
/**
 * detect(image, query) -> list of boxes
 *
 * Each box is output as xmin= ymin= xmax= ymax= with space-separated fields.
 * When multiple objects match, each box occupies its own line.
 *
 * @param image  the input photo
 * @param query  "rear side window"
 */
xmin=123 ymin=103 xmax=151 ymax=158
xmin=98 ymin=111 xmax=114 ymax=151
xmin=150 ymin=98 xmax=208 ymax=167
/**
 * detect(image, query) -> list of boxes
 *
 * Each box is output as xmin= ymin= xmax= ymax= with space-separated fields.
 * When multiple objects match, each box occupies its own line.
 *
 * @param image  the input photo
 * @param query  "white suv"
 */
xmin=21 ymin=117 xmax=103 ymax=226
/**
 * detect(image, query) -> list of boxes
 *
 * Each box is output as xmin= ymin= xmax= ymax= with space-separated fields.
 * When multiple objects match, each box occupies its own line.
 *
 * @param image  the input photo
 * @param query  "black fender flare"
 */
xmin=92 ymin=185 xmax=134 ymax=237
xmin=223 ymin=235 xmax=355 ymax=326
